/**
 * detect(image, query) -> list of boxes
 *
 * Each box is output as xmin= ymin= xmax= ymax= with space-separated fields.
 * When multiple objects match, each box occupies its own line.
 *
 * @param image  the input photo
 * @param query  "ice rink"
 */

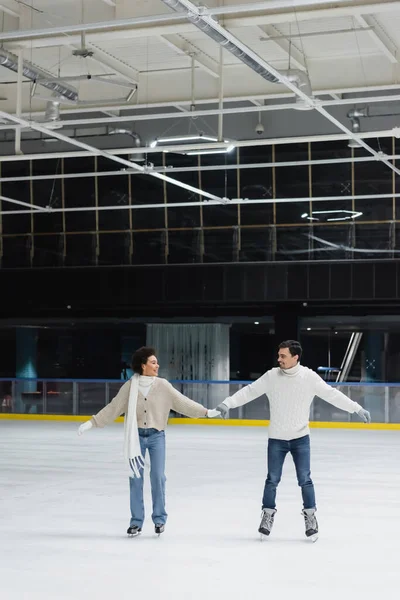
xmin=1 ymin=420 xmax=399 ymax=600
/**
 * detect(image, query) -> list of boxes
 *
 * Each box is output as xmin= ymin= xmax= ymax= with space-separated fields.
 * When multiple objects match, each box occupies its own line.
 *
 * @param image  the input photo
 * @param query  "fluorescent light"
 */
xmin=307 ymin=327 xmax=311 ymax=331
xmin=150 ymin=133 xmax=235 ymax=155
xmin=254 ymin=321 xmax=259 ymax=325
xmin=185 ymin=148 xmax=233 ymax=156
xmin=151 ymin=134 xmax=219 ymax=147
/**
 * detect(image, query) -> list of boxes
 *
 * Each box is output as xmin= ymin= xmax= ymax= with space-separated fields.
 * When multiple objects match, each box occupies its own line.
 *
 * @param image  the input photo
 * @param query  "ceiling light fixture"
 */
xmin=150 ymin=133 xmax=235 ymax=155
xmin=301 ymin=210 xmax=363 ymax=222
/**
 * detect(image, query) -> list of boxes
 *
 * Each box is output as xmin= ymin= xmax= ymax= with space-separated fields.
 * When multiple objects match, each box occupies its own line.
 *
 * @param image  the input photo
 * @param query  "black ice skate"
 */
xmin=302 ymin=508 xmax=318 ymax=542
xmin=127 ymin=525 xmax=142 ymax=537
xmin=155 ymin=524 xmax=165 ymax=536
xmin=258 ymin=508 xmax=276 ymax=539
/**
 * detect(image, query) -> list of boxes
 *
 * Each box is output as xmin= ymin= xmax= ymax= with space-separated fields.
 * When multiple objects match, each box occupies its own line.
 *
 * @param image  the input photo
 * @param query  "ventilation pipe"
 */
xmin=109 ymin=128 xmax=145 ymax=161
xmin=0 ymin=48 xmax=78 ymax=102
xmin=43 ymin=99 xmax=62 ymax=129
xmin=286 ymin=70 xmax=313 ymax=110
xmin=160 ymin=0 xmax=313 ymax=105
xmin=347 ymin=108 xmax=367 ymax=148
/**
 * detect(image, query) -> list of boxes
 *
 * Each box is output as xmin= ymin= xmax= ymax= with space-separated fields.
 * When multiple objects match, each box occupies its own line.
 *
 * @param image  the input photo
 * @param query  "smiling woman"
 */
xmin=77 ymin=345 xmax=220 ymax=537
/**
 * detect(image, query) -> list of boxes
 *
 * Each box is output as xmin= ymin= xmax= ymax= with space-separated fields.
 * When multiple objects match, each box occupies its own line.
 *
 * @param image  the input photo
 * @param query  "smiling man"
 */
xmin=215 ymin=340 xmax=371 ymax=541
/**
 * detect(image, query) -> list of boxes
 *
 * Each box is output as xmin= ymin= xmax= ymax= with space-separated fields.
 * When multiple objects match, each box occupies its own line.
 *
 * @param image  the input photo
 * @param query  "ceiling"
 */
xmin=0 ymin=1 xmax=400 ymax=179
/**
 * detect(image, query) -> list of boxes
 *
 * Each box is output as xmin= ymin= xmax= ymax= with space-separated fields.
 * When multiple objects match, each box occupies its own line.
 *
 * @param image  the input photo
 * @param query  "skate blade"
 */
xmin=307 ymin=534 xmax=318 ymax=543
xmin=127 ymin=532 xmax=141 ymax=538
xmin=260 ymin=533 xmax=269 ymax=541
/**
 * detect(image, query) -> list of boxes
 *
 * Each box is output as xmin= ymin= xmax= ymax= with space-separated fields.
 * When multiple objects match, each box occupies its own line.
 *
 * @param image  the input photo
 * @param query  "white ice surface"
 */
xmin=1 ymin=421 xmax=399 ymax=600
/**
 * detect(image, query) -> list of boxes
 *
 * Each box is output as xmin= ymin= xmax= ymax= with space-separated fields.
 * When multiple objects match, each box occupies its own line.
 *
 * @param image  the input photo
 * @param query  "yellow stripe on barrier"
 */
xmin=1 ymin=413 xmax=400 ymax=430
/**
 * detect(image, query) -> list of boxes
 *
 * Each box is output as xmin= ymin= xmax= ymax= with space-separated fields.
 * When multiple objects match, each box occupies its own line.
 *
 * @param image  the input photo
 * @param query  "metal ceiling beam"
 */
xmin=355 ymin=14 xmax=398 ymax=63
xmin=0 ymin=127 xmax=399 ymax=162
xmin=159 ymin=34 xmax=220 ymax=78
xmin=0 ymin=3 xmax=19 ymax=19
xmin=81 ymin=43 xmax=140 ymax=85
xmin=4 ymin=91 xmax=396 ymax=130
xmin=14 ymin=83 xmax=400 ymax=118
xmin=3 ymin=192 xmax=400 ymax=216
xmin=1 ymin=154 xmax=400 ymax=184
xmin=258 ymin=24 xmax=306 ymax=70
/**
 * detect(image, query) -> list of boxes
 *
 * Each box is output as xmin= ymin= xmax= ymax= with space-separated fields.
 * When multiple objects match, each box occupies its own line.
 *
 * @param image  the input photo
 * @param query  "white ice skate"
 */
xmin=258 ymin=508 xmax=276 ymax=540
xmin=302 ymin=508 xmax=318 ymax=543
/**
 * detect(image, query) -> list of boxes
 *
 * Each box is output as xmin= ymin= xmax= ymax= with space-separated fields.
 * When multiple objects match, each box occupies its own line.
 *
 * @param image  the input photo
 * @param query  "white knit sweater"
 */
xmin=224 ymin=363 xmax=362 ymax=440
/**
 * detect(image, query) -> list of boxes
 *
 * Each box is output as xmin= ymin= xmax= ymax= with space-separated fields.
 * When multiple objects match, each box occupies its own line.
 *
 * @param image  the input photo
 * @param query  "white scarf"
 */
xmin=123 ymin=374 xmax=154 ymax=478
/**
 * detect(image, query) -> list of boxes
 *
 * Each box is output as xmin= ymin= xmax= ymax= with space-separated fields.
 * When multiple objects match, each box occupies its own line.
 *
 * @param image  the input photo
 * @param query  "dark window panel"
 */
xmin=64 ymin=177 xmax=96 ymax=232
xmin=32 ymin=158 xmax=62 ymax=177
xmin=275 ymin=226 xmax=312 ymax=261
xmin=168 ymin=206 xmax=200 ymax=228
xmin=311 ymin=140 xmax=352 ymax=160
xmin=130 ymin=174 xmax=165 ymax=229
xmin=1 ymin=235 xmax=31 ymax=267
xmin=1 ymin=161 xmax=31 ymax=178
xmin=354 ymin=224 xmax=391 ymax=260
xmin=33 ymin=234 xmax=64 ymax=267
xmin=132 ymin=231 xmax=166 ymax=265
xmin=65 ymin=234 xmax=95 ymax=266
xmin=354 ymin=197 xmax=393 ymax=221
xmin=98 ymin=232 xmax=131 ymax=265
xmin=165 ymin=170 xmax=201 ymax=228
xmin=239 ymin=227 xmax=272 ymax=262
xmin=310 ymin=225 xmax=352 ymax=261
xmin=168 ymin=229 xmax=199 ymax=263
xmin=201 ymin=168 xmax=238 ymax=226
xmin=98 ymin=175 xmax=130 ymax=230
xmin=240 ymin=167 xmax=273 ymax=225
xmin=275 ymin=142 xmax=309 ymax=162
xmin=275 ymin=197 xmax=308 ymax=225
xmin=63 ymin=157 xmax=95 ymax=174
xmin=275 ymin=163 xmax=310 ymax=224
xmin=204 ymin=229 xmax=235 ymax=262
xmin=311 ymin=162 xmax=351 ymax=198
xmin=238 ymin=146 xmax=272 ymax=165
xmin=1 ymin=181 xmax=31 ymax=234
xmin=32 ymin=179 xmax=63 ymax=233
xmin=202 ymin=205 xmax=238 ymax=227
xmin=132 ymin=208 xmax=165 ymax=230
xmin=96 ymin=156 xmax=129 ymax=173
xmin=354 ymin=160 xmax=393 ymax=196
xmin=131 ymin=173 xmax=164 ymax=204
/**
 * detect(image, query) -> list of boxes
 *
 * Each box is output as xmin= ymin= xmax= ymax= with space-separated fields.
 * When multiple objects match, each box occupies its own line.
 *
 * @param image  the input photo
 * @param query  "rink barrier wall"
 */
xmin=2 ymin=377 xmax=400 ymax=426
xmin=1 ymin=413 xmax=400 ymax=430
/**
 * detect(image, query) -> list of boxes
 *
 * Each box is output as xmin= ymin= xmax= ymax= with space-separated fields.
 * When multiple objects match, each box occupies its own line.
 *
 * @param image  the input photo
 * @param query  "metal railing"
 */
xmin=1 ymin=377 xmax=400 ymax=423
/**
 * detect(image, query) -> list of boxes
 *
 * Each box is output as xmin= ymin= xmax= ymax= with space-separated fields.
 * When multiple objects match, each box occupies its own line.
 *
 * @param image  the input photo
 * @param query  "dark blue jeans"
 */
xmin=262 ymin=435 xmax=316 ymax=510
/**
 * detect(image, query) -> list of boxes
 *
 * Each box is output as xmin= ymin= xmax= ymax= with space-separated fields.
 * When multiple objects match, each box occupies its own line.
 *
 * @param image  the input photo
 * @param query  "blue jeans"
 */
xmin=129 ymin=428 xmax=167 ymax=528
xmin=262 ymin=435 xmax=316 ymax=510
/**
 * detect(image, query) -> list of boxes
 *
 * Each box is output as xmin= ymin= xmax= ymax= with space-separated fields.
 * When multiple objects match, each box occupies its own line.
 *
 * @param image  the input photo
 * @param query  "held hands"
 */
xmin=78 ymin=421 xmax=93 ymax=436
xmin=357 ymin=407 xmax=371 ymax=423
xmin=215 ymin=402 xmax=229 ymax=419
xmin=207 ymin=409 xmax=222 ymax=418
